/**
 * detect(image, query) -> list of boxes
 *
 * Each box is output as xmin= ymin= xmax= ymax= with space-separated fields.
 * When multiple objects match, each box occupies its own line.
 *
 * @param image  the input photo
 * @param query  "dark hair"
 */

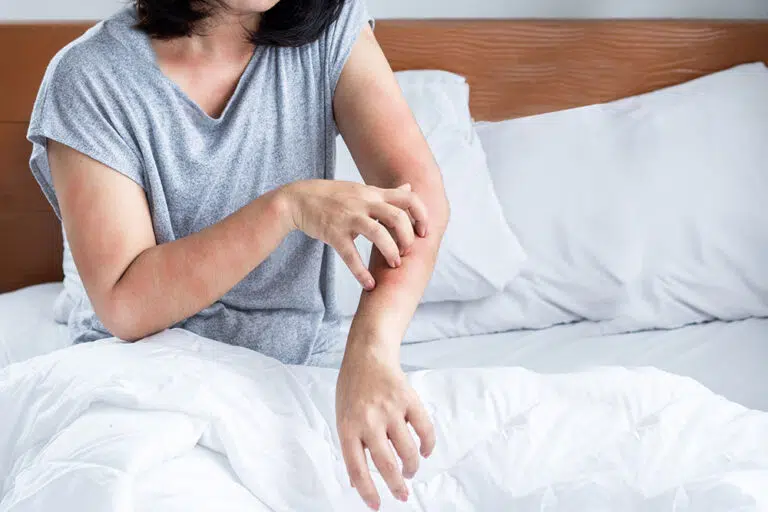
xmin=134 ymin=0 xmax=346 ymax=47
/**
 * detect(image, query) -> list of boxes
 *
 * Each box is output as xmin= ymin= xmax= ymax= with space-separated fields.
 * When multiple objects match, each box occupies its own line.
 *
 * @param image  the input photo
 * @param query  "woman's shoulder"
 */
xmin=40 ymin=9 xmax=146 ymax=98
xmin=29 ymin=9 xmax=155 ymax=150
xmin=323 ymin=0 xmax=372 ymax=46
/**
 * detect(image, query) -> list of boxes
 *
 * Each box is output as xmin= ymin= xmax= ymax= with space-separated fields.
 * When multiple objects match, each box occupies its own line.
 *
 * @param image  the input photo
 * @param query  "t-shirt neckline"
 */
xmin=107 ymin=7 xmax=263 ymax=123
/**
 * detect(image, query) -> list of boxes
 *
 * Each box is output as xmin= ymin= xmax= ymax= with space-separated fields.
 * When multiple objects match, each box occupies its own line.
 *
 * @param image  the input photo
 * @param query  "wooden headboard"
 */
xmin=2 ymin=20 xmax=768 ymax=292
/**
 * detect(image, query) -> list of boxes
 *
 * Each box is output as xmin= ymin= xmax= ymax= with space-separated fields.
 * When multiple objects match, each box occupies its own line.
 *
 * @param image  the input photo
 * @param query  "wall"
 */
xmin=2 ymin=0 xmax=767 ymax=21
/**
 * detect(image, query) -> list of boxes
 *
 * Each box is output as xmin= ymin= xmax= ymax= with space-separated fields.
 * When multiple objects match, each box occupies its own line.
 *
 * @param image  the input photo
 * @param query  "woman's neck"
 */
xmin=156 ymin=10 xmax=261 ymax=63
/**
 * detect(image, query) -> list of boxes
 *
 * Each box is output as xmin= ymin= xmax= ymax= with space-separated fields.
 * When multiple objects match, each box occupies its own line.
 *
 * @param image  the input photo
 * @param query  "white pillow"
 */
xmin=53 ymin=230 xmax=81 ymax=324
xmin=333 ymin=71 xmax=526 ymax=316
xmin=385 ymin=62 xmax=768 ymax=344
xmin=0 ymin=283 xmax=70 ymax=368
xmin=471 ymin=61 xmax=768 ymax=334
xmin=394 ymin=70 xmax=474 ymax=140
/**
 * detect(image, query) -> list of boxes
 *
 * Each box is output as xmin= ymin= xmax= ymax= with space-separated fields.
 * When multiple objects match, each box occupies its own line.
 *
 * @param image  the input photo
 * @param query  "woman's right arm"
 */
xmin=49 ymin=141 xmax=427 ymax=341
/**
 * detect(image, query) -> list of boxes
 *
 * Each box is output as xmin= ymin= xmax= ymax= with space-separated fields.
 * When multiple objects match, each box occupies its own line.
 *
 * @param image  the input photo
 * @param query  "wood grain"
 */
xmin=0 ymin=123 xmax=50 ymax=212
xmin=1 ymin=19 xmax=768 ymax=292
xmin=0 ymin=122 xmax=63 ymax=291
xmin=3 ymin=21 xmax=768 ymax=123
xmin=376 ymin=20 xmax=768 ymax=121
xmin=0 ymin=212 xmax=63 ymax=293
xmin=0 ymin=23 xmax=91 ymax=123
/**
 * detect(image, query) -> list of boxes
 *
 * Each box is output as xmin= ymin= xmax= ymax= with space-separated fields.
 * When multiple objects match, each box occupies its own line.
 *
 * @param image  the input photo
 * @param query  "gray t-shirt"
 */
xmin=28 ymin=0 xmax=372 ymax=365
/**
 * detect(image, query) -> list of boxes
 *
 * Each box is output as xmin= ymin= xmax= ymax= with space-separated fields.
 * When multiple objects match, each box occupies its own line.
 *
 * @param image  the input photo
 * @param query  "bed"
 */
xmin=2 ymin=18 xmax=768 ymax=512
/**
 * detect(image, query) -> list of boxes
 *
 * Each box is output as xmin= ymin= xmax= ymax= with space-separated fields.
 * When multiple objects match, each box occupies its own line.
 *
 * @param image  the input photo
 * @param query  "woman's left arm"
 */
xmin=333 ymin=25 xmax=450 ymax=510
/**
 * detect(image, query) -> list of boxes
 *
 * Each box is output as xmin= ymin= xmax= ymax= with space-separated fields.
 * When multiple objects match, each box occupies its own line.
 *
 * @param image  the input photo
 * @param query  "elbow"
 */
xmin=96 ymin=293 xmax=148 ymax=342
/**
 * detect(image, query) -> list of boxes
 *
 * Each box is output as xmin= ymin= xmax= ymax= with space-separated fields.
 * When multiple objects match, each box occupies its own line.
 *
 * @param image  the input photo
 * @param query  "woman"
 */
xmin=27 ymin=0 xmax=450 ymax=508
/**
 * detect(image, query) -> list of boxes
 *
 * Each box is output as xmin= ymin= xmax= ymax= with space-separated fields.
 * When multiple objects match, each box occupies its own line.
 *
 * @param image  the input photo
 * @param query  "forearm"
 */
xmin=103 ymin=189 xmax=292 ymax=340
xmin=347 ymin=178 xmax=449 ymax=359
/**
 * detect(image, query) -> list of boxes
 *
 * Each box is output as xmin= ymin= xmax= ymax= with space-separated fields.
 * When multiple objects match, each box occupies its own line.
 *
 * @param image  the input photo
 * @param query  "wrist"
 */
xmin=346 ymin=318 xmax=402 ymax=363
xmin=271 ymin=184 xmax=299 ymax=233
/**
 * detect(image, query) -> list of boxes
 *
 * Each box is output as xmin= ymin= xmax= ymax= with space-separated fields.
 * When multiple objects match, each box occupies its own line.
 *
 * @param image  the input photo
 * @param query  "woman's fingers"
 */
xmin=330 ymin=183 xmax=429 ymax=290
xmin=341 ymin=435 xmax=380 ymax=510
xmin=406 ymin=399 xmax=436 ymax=458
xmin=381 ymin=186 xmax=429 ymax=238
xmin=369 ymin=202 xmax=416 ymax=256
xmin=336 ymin=239 xmax=375 ymax=291
xmin=367 ymin=435 xmax=409 ymax=502
xmin=356 ymin=217 xmax=401 ymax=269
xmin=389 ymin=421 xmax=420 ymax=479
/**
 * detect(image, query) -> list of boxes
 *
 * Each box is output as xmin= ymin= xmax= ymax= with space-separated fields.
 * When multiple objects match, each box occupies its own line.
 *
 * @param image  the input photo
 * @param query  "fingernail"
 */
xmin=364 ymin=279 xmax=375 ymax=290
xmin=396 ymin=256 xmax=402 ymax=267
xmin=398 ymin=490 xmax=409 ymax=502
xmin=368 ymin=500 xmax=380 ymax=511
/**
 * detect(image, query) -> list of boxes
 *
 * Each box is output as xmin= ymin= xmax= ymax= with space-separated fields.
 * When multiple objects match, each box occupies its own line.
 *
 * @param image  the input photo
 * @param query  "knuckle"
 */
xmin=417 ymin=417 xmax=435 ymax=437
xmin=392 ymin=388 xmax=409 ymax=405
xmin=404 ymin=454 xmax=419 ymax=471
xmin=363 ymin=408 xmax=380 ymax=427
xmin=403 ymin=444 xmax=419 ymax=462
xmin=358 ymin=216 xmax=374 ymax=232
xmin=385 ymin=210 xmax=399 ymax=225
xmin=384 ymin=399 xmax=403 ymax=416
xmin=373 ymin=221 xmax=388 ymax=237
xmin=338 ymin=417 xmax=357 ymax=433
xmin=338 ymin=245 xmax=353 ymax=259
xmin=383 ymin=234 xmax=398 ymax=252
xmin=380 ymin=458 xmax=398 ymax=475
xmin=356 ymin=218 xmax=373 ymax=235
xmin=349 ymin=467 xmax=367 ymax=482
xmin=390 ymin=211 xmax=405 ymax=228
xmin=361 ymin=191 xmax=380 ymax=204
xmin=342 ymin=253 xmax=360 ymax=269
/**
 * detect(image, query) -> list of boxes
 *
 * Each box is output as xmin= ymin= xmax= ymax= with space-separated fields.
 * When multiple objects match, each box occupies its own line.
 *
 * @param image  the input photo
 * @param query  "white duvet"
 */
xmin=1 ymin=329 xmax=767 ymax=511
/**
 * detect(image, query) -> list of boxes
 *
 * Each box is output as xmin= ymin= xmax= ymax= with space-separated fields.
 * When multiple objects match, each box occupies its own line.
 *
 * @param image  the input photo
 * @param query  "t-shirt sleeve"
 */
xmin=324 ymin=0 xmax=375 ymax=96
xmin=27 ymin=46 xmax=145 ymax=218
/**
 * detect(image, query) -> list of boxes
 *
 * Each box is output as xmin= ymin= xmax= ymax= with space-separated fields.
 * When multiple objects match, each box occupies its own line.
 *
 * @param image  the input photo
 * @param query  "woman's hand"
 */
xmin=336 ymin=341 xmax=435 ymax=510
xmin=282 ymin=180 xmax=428 ymax=290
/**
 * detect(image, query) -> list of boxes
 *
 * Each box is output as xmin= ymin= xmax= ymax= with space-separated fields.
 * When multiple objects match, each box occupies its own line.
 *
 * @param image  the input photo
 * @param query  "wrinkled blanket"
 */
xmin=1 ymin=329 xmax=767 ymax=511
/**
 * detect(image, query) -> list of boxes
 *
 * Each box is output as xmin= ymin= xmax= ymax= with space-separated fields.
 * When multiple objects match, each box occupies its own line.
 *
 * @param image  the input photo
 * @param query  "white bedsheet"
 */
xmin=2 ymin=283 xmax=767 ymax=412
xmin=2 ymin=329 xmax=768 ymax=511
xmin=394 ymin=320 xmax=768 ymax=412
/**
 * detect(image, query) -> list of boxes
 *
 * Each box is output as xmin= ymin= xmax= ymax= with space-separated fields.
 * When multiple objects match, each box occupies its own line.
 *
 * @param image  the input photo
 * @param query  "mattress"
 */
xmin=2 ymin=283 xmax=767 ymax=412
xmin=393 ymin=320 xmax=768 ymax=412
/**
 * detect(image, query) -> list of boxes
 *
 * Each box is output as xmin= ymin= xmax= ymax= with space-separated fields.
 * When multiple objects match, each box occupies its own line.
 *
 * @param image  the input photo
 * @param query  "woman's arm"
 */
xmin=49 ymin=141 xmax=293 ymax=341
xmin=49 ymin=141 xmax=426 ymax=342
xmin=335 ymin=26 xmax=450 ymax=344
xmin=332 ymin=26 xmax=450 ymax=510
